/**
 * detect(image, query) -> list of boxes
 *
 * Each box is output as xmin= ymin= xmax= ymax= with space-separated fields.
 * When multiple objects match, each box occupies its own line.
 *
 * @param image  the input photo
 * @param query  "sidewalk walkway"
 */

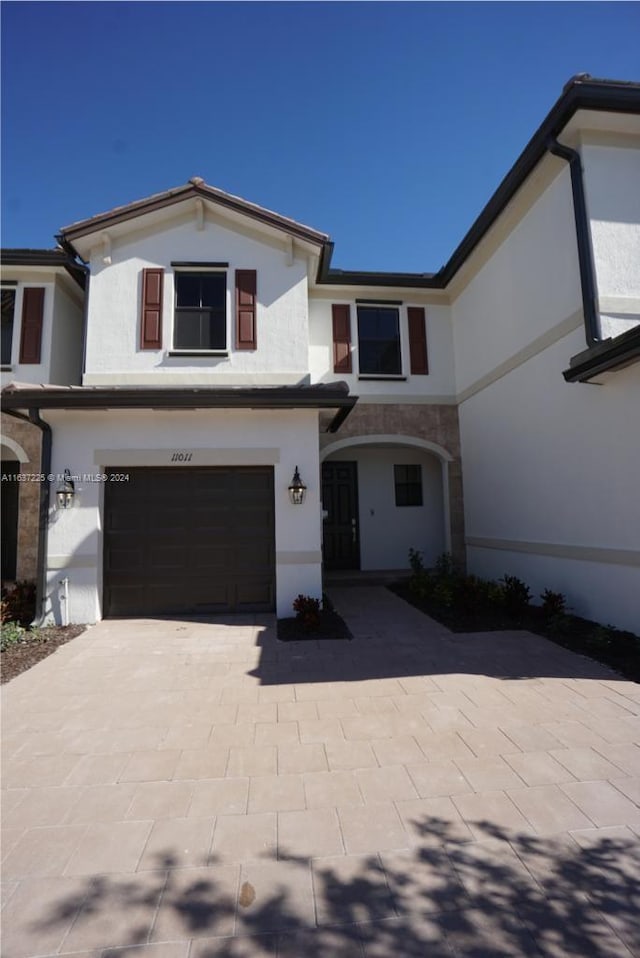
xmin=2 ymin=586 xmax=639 ymax=956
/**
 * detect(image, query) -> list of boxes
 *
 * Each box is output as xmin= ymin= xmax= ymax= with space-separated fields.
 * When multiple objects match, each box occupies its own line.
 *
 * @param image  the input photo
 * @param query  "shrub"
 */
xmin=434 ymin=553 xmax=459 ymax=580
xmin=0 ymin=621 xmax=27 ymax=652
xmin=501 ymin=574 xmax=531 ymax=616
xmin=408 ymin=548 xmax=425 ymax=575
xmin=455 ymin=574 xmax=503 ymax=613
xmin=541 ymin=589 xmax=567 ymax=617
xmin=408 ymin=572 xmax=433 ymax=601
xmin=292 ymin=594 xmax=321 ymax=632
xmin=431 ymin=578 xmax=456 ymax=608
xmin=0 ymin=580 xmax=36 ymax=626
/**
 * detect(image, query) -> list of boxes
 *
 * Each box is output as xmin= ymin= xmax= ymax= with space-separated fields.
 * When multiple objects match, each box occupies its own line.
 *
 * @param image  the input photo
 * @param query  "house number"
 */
xmin=170 ymin=452 xmax=193 ymax=462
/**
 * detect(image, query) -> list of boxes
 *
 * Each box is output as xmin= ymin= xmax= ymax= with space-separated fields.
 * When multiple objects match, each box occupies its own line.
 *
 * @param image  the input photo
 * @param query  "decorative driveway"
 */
xmin=2 ymin=586 xmax=639 ymax=957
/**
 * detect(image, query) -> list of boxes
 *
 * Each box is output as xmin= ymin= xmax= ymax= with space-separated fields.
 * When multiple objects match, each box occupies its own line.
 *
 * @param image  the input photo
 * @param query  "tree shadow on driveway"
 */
xmin=16 ymin=816 xmax=639 ymax=957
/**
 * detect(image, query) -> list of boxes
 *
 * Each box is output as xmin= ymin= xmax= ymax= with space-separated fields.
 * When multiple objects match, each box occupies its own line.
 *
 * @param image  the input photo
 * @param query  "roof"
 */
xmin=563 ymin=325 xmax=640 ymax=382
xmin=59 ymin=177 xmax=329 ymax=248
xmin=318 ymin=74 xmax=640 ymax=288
xmin=0 ymin=381 xmax=357 ymax=433
xmin=0 ymin=248 xmax=87 ymax=288
xmin=49 ymin=75 xmax=640 ymax=292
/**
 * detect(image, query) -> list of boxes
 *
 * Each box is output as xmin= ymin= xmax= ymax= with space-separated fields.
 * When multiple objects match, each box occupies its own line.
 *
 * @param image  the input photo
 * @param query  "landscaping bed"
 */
xmin=278 ymin=594 xmax=352 ymax=642
xmin=390 ymin=553 xmax=640 ymax=683
xmin=1 ymin=625 xmax=85 ymax=684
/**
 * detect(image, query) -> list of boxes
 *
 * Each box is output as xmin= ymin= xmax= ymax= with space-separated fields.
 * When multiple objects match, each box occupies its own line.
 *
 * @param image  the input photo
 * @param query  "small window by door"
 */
xmin=394 ymin=464 xmax=423 ymax=507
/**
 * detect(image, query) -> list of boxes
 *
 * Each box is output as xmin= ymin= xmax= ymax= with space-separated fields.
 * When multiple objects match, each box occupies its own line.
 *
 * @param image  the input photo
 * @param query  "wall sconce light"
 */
xmin=288 ymin=466 xmax=307 ymax=505
xmin=56 ymin=469 xmax=75 ymax=509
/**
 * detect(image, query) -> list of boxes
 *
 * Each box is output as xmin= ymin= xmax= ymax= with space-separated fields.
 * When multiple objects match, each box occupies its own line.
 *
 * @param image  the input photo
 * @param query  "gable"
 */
xmin=61 ymin=179 xmax=328 ymax=264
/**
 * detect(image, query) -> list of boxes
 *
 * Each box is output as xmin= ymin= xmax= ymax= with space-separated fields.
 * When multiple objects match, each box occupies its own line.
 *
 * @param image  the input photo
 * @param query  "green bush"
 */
xmin=408 ymin=548 xmax=425 ymax=575
xmin=431 ymin=578 xmax=457 ymax=608
xmin=541 ymin=589 xmax=567 ymax=617
xmin=455 ymin=574 xmax=504 ymax=613
xmin=434 ymin=553 xmax=459 ymax=579
xmin=501 ymin=574 xmax=531 ymax=616
xmin=0 ymin=621 xmax=27 ymax=651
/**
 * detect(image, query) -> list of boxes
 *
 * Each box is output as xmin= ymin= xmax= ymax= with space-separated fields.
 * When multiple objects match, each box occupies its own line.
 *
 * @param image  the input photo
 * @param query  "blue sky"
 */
xmin=2 ymin=2 xmax=639 ymax=271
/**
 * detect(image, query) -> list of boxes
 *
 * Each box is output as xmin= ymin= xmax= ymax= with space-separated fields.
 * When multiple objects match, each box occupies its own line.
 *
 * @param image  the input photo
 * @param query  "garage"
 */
xmin=103 ymin=466 xmax=275 ymax=616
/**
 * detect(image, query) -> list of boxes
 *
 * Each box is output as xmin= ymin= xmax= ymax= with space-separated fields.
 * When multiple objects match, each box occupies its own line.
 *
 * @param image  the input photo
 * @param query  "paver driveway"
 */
xmin=2 ymin=586 xmax=640 ymax=957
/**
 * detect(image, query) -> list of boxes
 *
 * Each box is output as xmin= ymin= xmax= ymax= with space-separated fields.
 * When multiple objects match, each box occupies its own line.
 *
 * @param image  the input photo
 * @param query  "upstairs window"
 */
xmin=1 ymin=288 xmax=15 ymax=366
xmin=174 ymin=272 xmax=226 ymax=351
xmin=394 ymin=464 xmax=423 ymax=507
xmin=357 ymin=305 xmax=401 ymax=375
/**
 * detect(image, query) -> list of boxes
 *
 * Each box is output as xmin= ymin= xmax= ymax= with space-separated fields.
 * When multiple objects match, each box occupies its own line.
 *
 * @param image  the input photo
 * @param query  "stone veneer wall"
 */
xmin=320 ymin=404 xmax=466 ymax=568
xmin=1 ymin=414 xmax=42 ymax=581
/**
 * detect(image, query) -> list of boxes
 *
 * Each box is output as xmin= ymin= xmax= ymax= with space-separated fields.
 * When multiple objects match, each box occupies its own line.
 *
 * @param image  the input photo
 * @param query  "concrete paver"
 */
xmin=2 ymin=585 xmax=639 ymax=955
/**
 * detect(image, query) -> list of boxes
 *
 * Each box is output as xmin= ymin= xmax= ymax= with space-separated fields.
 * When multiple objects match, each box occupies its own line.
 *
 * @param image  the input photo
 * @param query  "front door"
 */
xmin=322 ymin=460 xmax=360 ymax=570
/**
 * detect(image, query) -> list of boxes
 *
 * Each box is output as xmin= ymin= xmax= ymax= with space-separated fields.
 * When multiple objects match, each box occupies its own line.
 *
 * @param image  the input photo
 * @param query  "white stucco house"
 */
xmin=2 ymin=75 xmax=639 ymax=631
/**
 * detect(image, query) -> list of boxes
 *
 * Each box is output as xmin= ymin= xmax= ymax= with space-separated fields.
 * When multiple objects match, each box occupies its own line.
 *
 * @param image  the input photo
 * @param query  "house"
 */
xmin=2 ymin=74 xmax=639 ymax=632
xmin=1 ymin=251 xmax=85 ymax=583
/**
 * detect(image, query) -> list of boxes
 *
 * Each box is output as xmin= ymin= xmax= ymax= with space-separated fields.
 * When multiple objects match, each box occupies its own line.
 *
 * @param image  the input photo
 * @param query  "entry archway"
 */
xmin=321 ymin=434 xmax=453 ymax=571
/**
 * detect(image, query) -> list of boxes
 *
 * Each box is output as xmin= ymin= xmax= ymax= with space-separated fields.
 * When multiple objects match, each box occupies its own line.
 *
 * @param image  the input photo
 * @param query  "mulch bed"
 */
xmin=1 ymin=625 xmax=85 ymax=684
xmin=389 ymin=582 xmax=640 ymax=683
xmin=277 ymin=608 xmax=352 ymax=642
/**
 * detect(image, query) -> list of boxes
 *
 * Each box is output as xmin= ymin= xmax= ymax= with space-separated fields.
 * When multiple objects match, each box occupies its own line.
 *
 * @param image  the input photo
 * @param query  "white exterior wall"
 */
xmin=454 ymin=165 xmax=640 ymax=636
xmin=49 ymin=278 xmax=84 ymax=386
xmin=581 ymin=139 xmax=640 ymax=338
xmin=43 ymin=408 xmax=323 ymax=623
xmin=324 ymin=445 xmax=444 ymax=569
xmin=452 ymin=167 xmax=583 ymax=396
xmin=308 ymin=297 xmax=456 ymax=400
xmin=83 ymin=213 xmax=311 ymax=386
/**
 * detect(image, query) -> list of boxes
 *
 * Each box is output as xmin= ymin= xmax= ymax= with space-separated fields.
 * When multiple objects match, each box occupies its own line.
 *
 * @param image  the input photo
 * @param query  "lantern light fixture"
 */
xmin=56 ymin=469 xmax=76 ymax=510
xmin=288 ymin=466 xmax=307 ymax=505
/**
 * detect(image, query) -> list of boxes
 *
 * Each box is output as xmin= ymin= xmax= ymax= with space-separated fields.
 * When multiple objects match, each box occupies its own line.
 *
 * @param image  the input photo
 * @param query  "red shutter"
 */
xmin=332 ymin=304 xmax=352 ymax=373
xmin=235 ymin=270 xmax=257 ymax=350
xmin=140 ymin=269 xmax=163 ymax=350
xmin=408 ymin=306 xmax=428 ymax=375
xmin=19 ymin=287 xmax=45 ymax=364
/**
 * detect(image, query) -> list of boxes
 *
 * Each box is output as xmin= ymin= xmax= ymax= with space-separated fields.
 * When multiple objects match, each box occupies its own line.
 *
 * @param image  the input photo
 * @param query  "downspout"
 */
xmin=546 ymin=138 xmax=601 ymax=347
xmin=4 ymin=408 xmax=52 ymax=626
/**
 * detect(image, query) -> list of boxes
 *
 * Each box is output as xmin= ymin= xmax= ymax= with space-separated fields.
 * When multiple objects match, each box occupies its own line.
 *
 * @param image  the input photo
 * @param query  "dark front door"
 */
xmin=322 ymin=460 xmax=360 ymax=570
xmin=1 ymin=460 xmax=19 ymax=580
xmin=103 ymin=466 xmax=275 ymax=616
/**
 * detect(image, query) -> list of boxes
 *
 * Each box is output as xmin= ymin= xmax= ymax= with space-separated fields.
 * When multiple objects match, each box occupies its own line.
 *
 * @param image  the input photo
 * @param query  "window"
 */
xmin=174 ymin=272 xmax=226 ymax=350
xmin=394 ymin=464 xmax=423 ymax=507
xmin=357 ymin=305 xmax=401 ymax=375
xmin=1 ymin=288 xmax=15 ymax=366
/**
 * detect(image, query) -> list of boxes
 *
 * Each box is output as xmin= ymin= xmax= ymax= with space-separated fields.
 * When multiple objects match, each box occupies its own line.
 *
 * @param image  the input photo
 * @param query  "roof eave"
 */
xmin=0 ymin=248 xmax=87 ymax=288
xmin=563 ymin=326 xmax=640 ymax=382
xmin=315 ymin=77 xmax=640 ymax=291
xmin=60 ymin=183 xmax=329 ymax=249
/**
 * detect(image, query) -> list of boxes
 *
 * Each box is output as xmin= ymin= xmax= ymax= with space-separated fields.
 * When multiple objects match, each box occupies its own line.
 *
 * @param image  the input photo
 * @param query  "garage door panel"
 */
xmin=149 ymin=546 xmax=190 ymax=570
xmin=104 ymin=467 xmax=275 ymax=616
xmin=106 ymin=547 xmax=145 ymax=573
xmin=234 ymin=578 xmax=274 ymax=609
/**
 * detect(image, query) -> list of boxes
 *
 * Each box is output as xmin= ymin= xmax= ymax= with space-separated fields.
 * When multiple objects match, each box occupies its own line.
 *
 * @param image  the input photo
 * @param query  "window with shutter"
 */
xmin=173 ymin=272 xmax=226 ymax=350
xmin=357 ymin=305 xmax=401 ymax=376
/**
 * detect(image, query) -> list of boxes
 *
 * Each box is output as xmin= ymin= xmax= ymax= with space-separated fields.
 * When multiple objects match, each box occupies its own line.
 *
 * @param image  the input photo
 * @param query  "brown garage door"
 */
xmin=103 ymin=466 xmax=275 ymax=616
